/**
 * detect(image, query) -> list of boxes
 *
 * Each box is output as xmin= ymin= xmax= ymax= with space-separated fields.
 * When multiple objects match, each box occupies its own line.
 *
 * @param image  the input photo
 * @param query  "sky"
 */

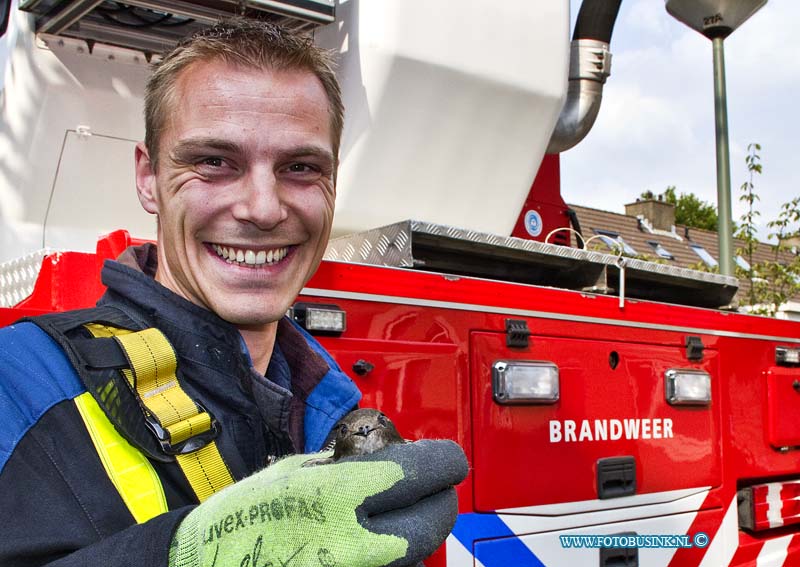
xmin=560 ymin=0 xmax=799 ymax=242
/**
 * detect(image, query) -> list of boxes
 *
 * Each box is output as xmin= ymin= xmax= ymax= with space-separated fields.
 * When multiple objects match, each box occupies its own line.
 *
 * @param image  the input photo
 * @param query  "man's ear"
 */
xmin=135 ymin=142 xmax=160 ymax=215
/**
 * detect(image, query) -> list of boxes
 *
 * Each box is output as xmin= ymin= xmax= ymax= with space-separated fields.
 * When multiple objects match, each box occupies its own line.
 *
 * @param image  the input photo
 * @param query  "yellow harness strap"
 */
xmin=76 ymin=323 xmax=234 ymax=514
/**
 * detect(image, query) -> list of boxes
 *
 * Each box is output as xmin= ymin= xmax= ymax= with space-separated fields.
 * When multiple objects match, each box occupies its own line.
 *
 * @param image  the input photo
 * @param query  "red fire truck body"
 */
xmin=3 ymin=225 xmax=800 ymax=567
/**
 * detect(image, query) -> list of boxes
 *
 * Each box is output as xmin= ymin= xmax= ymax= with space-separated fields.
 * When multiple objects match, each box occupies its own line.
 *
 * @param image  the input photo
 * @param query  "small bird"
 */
xmin=303 ymin=409 xmax=426 ymax=567
xmin=303 ymin=408 xmax=406 ymax=466
xmin=332 ymin=408 xmax=406 ymax=460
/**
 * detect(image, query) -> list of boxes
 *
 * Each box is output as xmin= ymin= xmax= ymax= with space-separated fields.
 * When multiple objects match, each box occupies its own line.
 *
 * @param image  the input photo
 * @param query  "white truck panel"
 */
xmin=315 ymin=0 xmax=569 ymax=237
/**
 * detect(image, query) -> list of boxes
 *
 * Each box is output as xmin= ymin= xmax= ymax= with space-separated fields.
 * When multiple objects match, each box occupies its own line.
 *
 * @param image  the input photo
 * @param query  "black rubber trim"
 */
xmin=0 ymin=0 xmax=10 ymax=38
xmin=573 ymin=0 xmax=623 ymax=43
xmin=567 ymin=208 xmax=585 ymax=248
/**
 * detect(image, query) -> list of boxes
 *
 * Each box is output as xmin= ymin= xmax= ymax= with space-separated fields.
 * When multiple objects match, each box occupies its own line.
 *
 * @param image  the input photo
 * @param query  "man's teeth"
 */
xmin=211 ymin=244 xmax=288 ymax=266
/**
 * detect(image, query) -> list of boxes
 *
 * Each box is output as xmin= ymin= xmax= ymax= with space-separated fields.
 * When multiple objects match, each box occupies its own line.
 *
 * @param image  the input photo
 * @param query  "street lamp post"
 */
xmin=665 ymin=0 xmax=767 ymax=277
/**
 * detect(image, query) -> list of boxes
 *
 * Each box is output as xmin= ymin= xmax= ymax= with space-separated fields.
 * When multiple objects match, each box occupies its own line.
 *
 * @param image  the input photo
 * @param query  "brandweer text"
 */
xmin=549 ymin=418 xmax=674 ymax=443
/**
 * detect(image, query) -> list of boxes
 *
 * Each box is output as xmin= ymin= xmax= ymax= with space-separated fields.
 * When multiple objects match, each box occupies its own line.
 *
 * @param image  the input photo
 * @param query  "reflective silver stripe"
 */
xmin=301 ymin=287 xmax=800 ymax=344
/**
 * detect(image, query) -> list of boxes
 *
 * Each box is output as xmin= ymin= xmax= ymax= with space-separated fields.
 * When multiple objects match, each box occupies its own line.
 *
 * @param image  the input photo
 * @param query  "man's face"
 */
xmin=135 ymin=60 xmax=336 ymax=328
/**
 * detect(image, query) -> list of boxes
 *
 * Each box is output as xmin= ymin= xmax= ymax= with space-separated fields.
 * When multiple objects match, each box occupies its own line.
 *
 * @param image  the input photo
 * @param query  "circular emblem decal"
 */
xmin=524 ymin=210 xmax=543 ymax=237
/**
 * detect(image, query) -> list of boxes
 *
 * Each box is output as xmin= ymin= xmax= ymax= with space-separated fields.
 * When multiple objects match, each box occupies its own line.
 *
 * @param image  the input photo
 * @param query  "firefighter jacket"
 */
xmin=0 ymin=244 xmax=362 ymax=567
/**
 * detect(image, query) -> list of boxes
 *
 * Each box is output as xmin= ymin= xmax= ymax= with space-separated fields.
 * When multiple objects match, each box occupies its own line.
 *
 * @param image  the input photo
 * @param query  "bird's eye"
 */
xmin=338 ymin=424 xmax=349 ymax=435
xmin=377 ymin=414 xmax=388 ymax=426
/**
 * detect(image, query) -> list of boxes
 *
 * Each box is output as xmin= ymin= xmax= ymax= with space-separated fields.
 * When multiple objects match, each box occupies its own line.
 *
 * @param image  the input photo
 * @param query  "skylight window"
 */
xmin=735 ymin=255 xmax=751 ymax=271
xmin=593 ymin=230 xmax=638 ymax=256
xmin=647 ymin=241 xmax=674 ymax=260
xmin=690 ymin=244 xmax=718 ymax=268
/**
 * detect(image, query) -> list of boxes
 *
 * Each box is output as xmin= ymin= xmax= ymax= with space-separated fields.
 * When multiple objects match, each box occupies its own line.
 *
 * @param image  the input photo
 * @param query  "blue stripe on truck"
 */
xmin=452 ymin=513 xmax=547 ymax=567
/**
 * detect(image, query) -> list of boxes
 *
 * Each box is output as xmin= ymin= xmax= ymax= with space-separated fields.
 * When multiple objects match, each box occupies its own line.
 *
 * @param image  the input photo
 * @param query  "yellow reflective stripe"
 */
xmin=83 ymin=323 xmax=235 ymax=503
xmin=74 ymin=391 xmax=167 ymax=523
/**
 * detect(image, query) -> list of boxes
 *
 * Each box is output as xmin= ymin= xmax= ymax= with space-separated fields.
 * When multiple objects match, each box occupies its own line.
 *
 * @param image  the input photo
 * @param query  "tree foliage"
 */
xmin=640 ymin=186 xmax=719 ymax=231
xmin=641 ymin=144 xmax=800 ymax=317
xmin=734 ymin=143 xmax=800 ymax=316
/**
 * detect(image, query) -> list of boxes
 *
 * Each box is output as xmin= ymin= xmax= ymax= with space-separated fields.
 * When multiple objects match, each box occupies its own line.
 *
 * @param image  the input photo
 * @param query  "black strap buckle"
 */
xmin=143 ymin=401 xmax=221 ymax=456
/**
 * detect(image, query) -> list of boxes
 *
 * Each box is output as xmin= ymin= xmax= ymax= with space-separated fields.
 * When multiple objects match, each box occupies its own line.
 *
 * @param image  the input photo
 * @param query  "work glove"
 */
xmin=169 ymin=439 xmax=468 ymax=567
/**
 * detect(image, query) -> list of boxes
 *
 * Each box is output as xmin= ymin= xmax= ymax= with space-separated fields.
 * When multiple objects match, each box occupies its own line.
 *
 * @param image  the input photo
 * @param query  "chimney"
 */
xmin=625 ymin=199 xmax=676 ymax=231
xmin=783 ymin=236 xmax=800 ymax=252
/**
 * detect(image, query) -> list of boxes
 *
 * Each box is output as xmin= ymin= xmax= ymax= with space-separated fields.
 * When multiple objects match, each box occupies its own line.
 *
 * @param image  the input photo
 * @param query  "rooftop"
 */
xmin=567 ymin=202 xmax=800 ymax=309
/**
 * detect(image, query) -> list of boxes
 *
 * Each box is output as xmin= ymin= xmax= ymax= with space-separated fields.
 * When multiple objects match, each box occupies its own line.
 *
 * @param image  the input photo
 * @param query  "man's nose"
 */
xmin=232 ymin=169 xmax=288 ymax=229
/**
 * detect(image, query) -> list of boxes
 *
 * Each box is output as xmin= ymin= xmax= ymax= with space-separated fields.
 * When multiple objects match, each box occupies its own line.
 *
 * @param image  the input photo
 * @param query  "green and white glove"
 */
xmin=169 ymin=439 xmax=468 ymax=567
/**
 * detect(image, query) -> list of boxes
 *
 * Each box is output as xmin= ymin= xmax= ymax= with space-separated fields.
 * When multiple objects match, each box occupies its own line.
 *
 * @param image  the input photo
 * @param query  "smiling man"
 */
xmin=135 ymin=56 xmax=337 ymax=372
xmin=0 ymin=19 xmax=467 ymax=567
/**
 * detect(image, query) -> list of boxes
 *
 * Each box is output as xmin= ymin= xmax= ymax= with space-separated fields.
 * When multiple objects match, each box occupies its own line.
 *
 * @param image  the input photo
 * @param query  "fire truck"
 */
xmin=1 ymin=0 xmax=799 ymax=565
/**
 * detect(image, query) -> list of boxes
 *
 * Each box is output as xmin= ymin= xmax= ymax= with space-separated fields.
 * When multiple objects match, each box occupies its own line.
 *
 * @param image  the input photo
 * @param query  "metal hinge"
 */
xmin=505 ymin=319 xmax=531 ymax=348
xmin=685 ymin=336 xmax=704 ymax=361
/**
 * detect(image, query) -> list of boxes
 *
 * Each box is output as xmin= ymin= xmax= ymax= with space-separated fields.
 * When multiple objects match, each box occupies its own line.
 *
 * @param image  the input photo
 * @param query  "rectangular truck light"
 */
xmin=492 ymin=360 xmax=559 ymax=405
xmin=776 ymin=346 xmax=800 ymax=366
xmin=665 ymin=369 xmax=711 ymax=406
xmin=739 ymin=479 xmax=800 ymax=532
xmin=292 ymin=303 xmax=346 ymax=334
